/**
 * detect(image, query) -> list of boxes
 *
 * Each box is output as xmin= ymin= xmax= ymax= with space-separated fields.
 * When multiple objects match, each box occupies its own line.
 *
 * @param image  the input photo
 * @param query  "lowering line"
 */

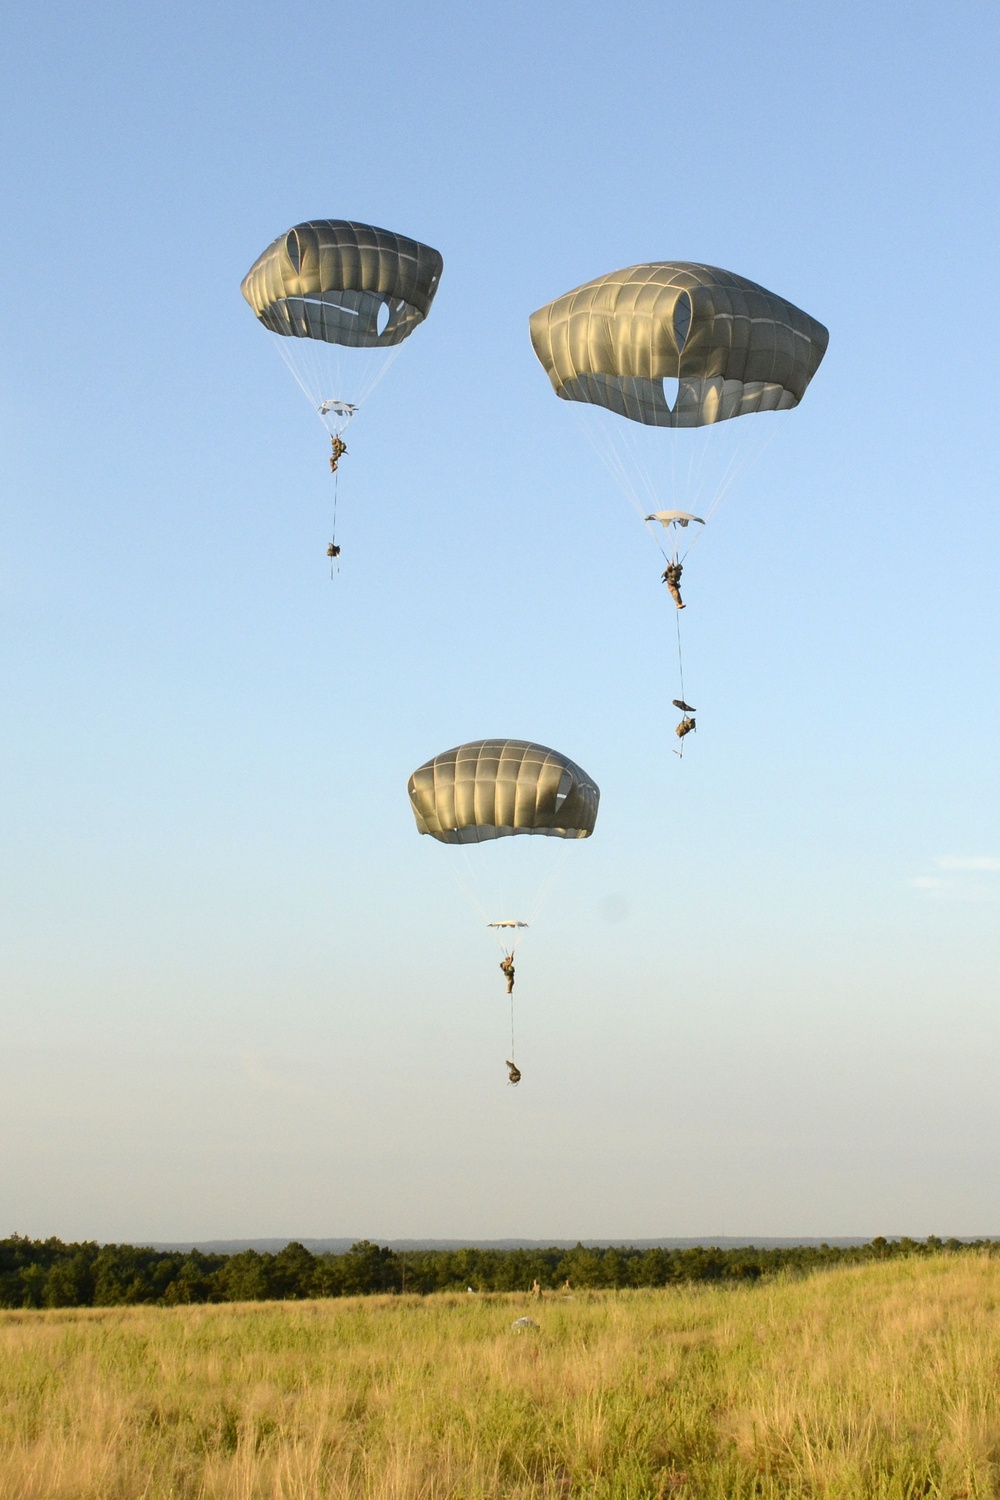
xmin=673 ymin=605 xmax=689 ymax=759
xmin=328 ymin=465 xmax=340 ymax=575
xmin=327 ymin=431 xmax=346 ymax=575
xmin=500 ymin=943 xmax=520 ymax=1086
xmin=659 ymin=549 xmax=695 ymax=759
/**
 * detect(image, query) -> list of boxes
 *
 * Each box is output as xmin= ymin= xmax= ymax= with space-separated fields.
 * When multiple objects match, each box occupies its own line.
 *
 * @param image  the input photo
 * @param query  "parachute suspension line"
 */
xmin=699 ymin=425 xmax=775 ymax=528
xmin=525 ymin=839 xmax=574 ymax=926
xmin=574 ymin=409 xmax=655 ymax=523
xmin=352 ymin=340 xmax=406 ymax=411
xmin=577 ymin=399 xmax=777 ymax=557
xmin=446 ymin=850 xmax=492 ymax=926
xmin=275 ymin=338 xmax=329 ymax=428
xmin=482 ymin=846 xmax=509 ymax=946
xmin=273 ymin=332 xmax=405 ymax=437
xmin=643 ymin=518 xmax=672 ymax=564
xmin=446 ymin=847 xmax=523 ymax=952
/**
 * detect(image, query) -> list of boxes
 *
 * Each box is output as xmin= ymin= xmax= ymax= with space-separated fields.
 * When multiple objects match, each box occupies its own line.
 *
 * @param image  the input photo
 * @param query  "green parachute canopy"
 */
xmin=529 ymin=262 xmax=828 ymax=428
xmin=408 ymin=740 xmax=600 ymax=845
xmin=241 ymin=220 xmax=443 ymax=349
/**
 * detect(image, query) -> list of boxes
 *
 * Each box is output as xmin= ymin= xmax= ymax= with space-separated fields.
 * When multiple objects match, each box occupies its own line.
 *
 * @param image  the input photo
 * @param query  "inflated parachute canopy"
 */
xmin=530 ymin=263 xmax=828 ymax=428
xmin=408 ymin=739 xmax=600 ymax=845
xmin=241 ymin=220 xmax=443 ymax=348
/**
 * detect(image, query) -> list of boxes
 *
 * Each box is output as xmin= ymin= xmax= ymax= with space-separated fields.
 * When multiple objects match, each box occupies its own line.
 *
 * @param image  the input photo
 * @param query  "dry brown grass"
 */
xmin=1 ymin=1255 xmax=999 ymax=1498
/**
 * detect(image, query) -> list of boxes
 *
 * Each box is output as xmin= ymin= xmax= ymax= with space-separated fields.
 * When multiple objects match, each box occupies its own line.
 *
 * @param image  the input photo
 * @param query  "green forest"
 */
xmin=0 ymin=1235 xmax=992 ymax=1309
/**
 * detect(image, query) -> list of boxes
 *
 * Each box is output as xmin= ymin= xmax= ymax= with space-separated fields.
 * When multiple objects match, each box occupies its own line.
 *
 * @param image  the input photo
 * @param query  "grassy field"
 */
xmin=1 ymin=1255 xmax=999 ymax=1499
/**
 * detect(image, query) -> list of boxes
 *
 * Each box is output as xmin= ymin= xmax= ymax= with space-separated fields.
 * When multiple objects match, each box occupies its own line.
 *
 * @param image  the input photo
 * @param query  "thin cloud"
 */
xmin=909 ymin=872 xmax=1000 ymax=903
xmin=938 ymin=855 xmax=1000 ymax=872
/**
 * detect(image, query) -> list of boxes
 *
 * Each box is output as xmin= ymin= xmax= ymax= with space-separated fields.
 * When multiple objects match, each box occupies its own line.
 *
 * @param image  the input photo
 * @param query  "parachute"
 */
xmin=408 ymin=739 xmax=599 ymax=1082
xmin=242 ymin=220 xmax=443 ymax=351
xmin=528 ymin=262 xmax=827 ymax=429
xmin=529 ymin=262 xmax=828 ymax=748
xmin=408 ymin=739 xmax=599 ymax=844
xmin=241 ymin=219 xmax=443 ymax=560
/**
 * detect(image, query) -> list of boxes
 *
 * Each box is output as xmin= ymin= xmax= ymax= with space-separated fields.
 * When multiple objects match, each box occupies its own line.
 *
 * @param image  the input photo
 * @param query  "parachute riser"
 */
xmin=488 ymin=919 xmax=529 ymax=959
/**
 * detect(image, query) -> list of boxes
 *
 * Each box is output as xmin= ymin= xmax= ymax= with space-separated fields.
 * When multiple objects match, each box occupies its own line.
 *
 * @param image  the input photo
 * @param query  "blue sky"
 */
xmin=2 ymin=0 xmax=999 ymax=1243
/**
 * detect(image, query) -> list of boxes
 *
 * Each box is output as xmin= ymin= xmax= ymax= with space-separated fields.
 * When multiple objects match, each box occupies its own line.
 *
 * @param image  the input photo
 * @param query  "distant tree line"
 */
xmin=0 ymin=1235 xmax=992 ymax=1310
